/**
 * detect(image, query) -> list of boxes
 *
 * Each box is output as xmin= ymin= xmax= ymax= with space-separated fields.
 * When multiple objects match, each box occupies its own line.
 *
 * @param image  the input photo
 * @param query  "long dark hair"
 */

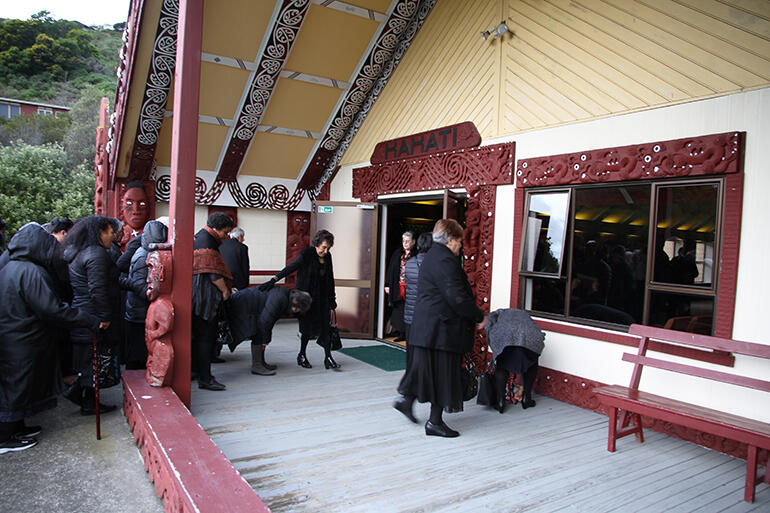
xmin=63 ymin=215 xmax=112 ymax=258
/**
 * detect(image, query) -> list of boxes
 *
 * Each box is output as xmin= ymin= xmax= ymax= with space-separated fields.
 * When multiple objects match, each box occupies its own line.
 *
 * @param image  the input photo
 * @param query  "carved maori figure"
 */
xmin=145 ymin=248 xmax=174 ymax=386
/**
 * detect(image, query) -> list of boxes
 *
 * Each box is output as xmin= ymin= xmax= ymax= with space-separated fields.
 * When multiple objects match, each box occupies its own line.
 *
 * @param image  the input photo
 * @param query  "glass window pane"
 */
xmin=654 ymin=183 xmax=718 ymax=287
xmin=570 ymin=185 xmax=650 ymax=325
xmin=0 ymin=103 xmax=9 ymax=120
xmin=10 ymin=105 xmax=20 ymax=118
xmin=522 ymin=277 xmax=565 ymax=315
xmin=649 ymin=291 xmax=714 ymax=334
xmin=521 ymin=192 xmax=569 ymax=274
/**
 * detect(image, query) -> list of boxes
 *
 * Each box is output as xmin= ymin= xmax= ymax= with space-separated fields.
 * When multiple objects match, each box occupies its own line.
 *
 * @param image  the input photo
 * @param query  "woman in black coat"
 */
xmin=227 ymin=287 xmax=312 ymax=375
xmin=261 ymin=230 xmax=338 ymax=369
xmin=397 ymin=219 xmax=486 ymax=437
xmin=0 ymin=224 xmax=101 ymax=453
xmin=63 ymin=216 xmax=122 ymax=415
xmin=124 ymin=220 xmax=168 ymax=370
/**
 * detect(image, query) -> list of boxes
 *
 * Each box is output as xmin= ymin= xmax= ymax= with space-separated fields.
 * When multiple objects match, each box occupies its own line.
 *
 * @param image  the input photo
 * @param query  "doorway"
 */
xmin=378 ymin=191 xmax=467 ymax=345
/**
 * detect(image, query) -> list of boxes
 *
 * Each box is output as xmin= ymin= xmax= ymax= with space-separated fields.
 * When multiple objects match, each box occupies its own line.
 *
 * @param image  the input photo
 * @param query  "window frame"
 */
xmin=517 ymin=176 xmax=725 ymax=334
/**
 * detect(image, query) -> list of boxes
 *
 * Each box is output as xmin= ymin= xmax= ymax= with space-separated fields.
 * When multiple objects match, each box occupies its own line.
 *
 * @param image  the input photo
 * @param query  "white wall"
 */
xmin=237 ymin=208 xmax=287 ymax=285
xmin=331 ymin=88 xmax=770 ymax=422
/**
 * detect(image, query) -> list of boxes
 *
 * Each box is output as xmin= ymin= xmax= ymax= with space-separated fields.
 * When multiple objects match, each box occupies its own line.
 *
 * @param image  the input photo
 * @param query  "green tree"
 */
xmin=0 ymin=112 xmax=71 ymax=146
xmin=0 ymin=142 xmax=94 ymax=235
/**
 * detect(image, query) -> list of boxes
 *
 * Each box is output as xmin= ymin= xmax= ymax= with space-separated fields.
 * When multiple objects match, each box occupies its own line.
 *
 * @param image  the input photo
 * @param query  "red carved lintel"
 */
xmin=516 ymin=131 xmax=744 ymax=188
xmin=371 ymin=121 xmax=481 ymax=164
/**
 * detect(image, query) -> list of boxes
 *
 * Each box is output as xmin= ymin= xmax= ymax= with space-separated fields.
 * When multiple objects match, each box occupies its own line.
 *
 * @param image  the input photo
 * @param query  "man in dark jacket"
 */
xmin=227 ymin=287 xmax=311 ymax=375
xmin=192 ymin=212 xmax=234 ymax=391
xmin=220 ymin=226 xmax=250 ymax=291
xmin=0 ymin=224 xmax=102 ymax=454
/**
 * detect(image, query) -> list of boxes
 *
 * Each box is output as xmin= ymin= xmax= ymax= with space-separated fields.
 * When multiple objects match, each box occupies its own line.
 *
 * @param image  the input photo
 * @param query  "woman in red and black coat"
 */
xmin=261 ymin=229 xmax=338 ymax=370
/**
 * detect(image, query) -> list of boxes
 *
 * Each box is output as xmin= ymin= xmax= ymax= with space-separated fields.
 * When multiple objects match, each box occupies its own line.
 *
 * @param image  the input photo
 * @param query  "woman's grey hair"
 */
xmin=402 ymin=231 xmax=414 ymax=240
xmin=289 ymin=289 xmax=312 ymax=315
xmin=230 ymin=226 xmax=245 ymax=239
xmin=432 ymin=219 xmax=463 ymax=245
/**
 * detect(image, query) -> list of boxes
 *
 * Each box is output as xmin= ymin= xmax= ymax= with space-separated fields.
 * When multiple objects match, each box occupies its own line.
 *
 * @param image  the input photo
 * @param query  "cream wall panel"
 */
xmin=237 ymin=209 xmax=288 ymax=282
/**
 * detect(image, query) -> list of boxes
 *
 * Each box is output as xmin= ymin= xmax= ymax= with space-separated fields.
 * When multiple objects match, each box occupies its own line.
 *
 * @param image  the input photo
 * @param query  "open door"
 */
xmin=443 ymin=189 xmax=464 ymax=220
xmin=312 ymin=201 xmax=378 ymax=339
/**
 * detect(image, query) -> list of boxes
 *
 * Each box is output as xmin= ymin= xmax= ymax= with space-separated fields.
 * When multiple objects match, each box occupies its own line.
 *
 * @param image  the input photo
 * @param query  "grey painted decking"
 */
xmin=192 ymin=321 xmax=769 ymax=513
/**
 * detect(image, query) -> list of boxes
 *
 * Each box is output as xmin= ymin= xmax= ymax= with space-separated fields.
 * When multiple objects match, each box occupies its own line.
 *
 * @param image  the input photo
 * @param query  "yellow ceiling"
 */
xmin=240 ymin=132 xmax=317 ymax=179
xmin=201 ymin=0 xmax=274 ymax=61
xmin=262 ymin=79 xmax=342 ymax=132
xmin=154 ymin=119 xmax=229 ymax=170
xmin=197 ymin=62 xmax=250 ymax=119
xmin=345 ymin=0 xmax=392 ymax=11
xmin=286 ymin=4 xmax=380 ymax=82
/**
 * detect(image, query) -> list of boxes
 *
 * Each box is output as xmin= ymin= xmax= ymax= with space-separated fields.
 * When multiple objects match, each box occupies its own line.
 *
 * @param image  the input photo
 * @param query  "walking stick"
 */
xmin=92 ymin=333 xmax=101 ymax=440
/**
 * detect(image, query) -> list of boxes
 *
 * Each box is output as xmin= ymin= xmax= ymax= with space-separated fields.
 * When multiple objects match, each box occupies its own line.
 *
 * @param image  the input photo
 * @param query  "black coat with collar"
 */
xmin=408 ymin=243 xmax=483 ymax=354
xmin=228 ymin=286 xmax=290 ymax=345
xmin=220 ymin=237 xmax=250 ymax=290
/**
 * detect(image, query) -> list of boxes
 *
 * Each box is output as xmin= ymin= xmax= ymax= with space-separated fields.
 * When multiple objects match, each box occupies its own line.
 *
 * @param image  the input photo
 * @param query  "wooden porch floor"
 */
xmin=191 ymin=321 xmax=769 ymax=513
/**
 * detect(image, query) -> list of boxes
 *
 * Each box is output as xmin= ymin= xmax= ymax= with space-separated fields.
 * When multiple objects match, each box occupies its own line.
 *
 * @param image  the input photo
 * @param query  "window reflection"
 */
xmin=570 ymin=185 xmax=650 ymax=325
xmin=649 ymin=291 xmax=713 ymax=334
xmin=654 ymin=184 xmax=718 ymax=287
xmin=521 ymin=192 xmax=569 ymax=274
xmin=523 ymin=277 xmax=566 ymax=315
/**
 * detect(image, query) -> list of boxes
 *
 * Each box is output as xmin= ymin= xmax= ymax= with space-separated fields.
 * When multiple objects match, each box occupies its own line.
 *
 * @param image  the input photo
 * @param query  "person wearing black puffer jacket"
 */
xmin=124 ymin=220 xmax=168 ymax=370
xmin=0 ymin=223 xmax=103 ymax=454
xmin=392 ymin=232 xmax=433 ymax=424
xmin=63 ymin=216 xmax=122 ymax=415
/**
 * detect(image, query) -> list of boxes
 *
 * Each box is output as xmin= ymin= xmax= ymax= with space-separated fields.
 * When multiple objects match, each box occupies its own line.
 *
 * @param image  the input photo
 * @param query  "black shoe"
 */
xmin=62 ymin=381 xmax=83 ymax=406
xmin=394 ymin=336 xmax=406 ymax=342
xmin=425 ymin=420 xmax=459 ymax=438
xmin=522 ymin=397 xmax=536 ymax=409
xmin=81 ymin=403 xmax=118 ymax=416
xmin=496 ymin=398 xmax=506 ymax=414
xmin=393 ymin=396 xmax=417 ymax=423
xmin=297 ymin=353 xmax=312 ymax=368
xmin=227 ymin=341 xmax=238 ymax=353
xmin=324 ymin=355 xmax=340 ymax=369
xmin=198 ymin=378 xmax=226 ymax=391
xmin=15 ymin=424 xmax=42 ymax=439
xmin=0 ymin=436 xmax=38 ymax=455
xmin=211 ymin=356 xmax=226 ymax=363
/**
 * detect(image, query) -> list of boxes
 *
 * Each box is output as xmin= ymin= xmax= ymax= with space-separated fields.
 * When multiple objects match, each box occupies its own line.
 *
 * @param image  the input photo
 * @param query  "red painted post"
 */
xmin=168 ymin=0 xmax=203 ymax=408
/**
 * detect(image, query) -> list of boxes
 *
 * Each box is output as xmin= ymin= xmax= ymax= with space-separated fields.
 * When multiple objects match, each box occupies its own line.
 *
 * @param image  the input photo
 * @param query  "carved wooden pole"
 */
xmin=168 ymin=0 xmax=203 ymax=408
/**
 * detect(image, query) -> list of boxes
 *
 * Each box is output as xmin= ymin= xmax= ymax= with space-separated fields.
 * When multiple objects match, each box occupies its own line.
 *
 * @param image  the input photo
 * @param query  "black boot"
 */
xmin=62 ymin=379 xmax=83 ymax=406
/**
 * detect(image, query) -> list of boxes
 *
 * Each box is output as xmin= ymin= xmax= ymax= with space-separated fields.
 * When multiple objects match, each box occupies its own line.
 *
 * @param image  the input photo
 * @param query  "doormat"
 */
xmin=338 ymin=345 xmax=406 ymax=372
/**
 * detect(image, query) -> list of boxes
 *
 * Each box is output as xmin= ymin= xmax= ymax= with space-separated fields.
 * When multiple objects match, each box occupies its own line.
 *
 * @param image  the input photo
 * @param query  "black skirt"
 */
xmin=397 ymin=346 xmax=464 ymax=413
xmin=496 ymin=346 xmax=539 ymax=375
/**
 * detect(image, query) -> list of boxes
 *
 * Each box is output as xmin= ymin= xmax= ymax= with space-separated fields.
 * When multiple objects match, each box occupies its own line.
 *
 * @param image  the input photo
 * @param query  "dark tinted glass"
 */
xmin=570 ymin=185 xmax=650 ymax=325
xmin=653 ymin=184 xmax=718 ymax=287
xmin=522 ymin=277 xmax=566 ymax=315
xmin=521 ymin=192 xmax=569 ymax=274
xmin=649 ymin=291 xmax=714 ymax=334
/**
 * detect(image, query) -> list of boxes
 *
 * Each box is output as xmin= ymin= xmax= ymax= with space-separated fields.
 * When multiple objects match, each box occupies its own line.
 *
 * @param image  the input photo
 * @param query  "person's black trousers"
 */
xmin=192 ymin=314 xmax=217 ymax=381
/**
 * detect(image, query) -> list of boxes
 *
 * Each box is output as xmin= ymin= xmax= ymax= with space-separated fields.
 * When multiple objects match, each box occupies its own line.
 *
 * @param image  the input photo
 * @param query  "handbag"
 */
xmin=461 ymin=354 xmax=478 ymax=401
xmin=327 ymin=310 xmax=343 ymax=351
xmin=94 ymin=334 xmax=120 ymax=389
xmin=476 ymin=360 xmax=497 ymax=406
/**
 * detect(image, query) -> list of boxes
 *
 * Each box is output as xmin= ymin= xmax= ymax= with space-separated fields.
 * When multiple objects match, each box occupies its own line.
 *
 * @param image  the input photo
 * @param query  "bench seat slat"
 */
xmin=628 ymin=324 xmax=770 ymax=358
xmin=595 ymin=384 xmax=770 ymax=448
xmin=621 ymin=353 xmax=770 ymax=393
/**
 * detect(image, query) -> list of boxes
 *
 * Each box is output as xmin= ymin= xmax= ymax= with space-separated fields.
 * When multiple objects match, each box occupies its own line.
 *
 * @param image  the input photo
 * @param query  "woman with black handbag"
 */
xmin=397 ymin=219 xmax=486 ymax=438
xmin=260 ymin=229 xmax=339 ymax=370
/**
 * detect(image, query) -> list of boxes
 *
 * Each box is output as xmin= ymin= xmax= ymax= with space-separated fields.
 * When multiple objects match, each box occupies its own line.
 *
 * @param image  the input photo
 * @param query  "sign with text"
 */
xmin=370 ymin=121 xmax=481 ymax=164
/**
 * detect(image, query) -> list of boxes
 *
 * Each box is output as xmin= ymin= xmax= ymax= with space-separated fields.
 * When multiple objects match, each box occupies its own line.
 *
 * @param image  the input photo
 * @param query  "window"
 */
xmin=519 ymin=179 xmax=721 ymax=334
xmin=38 ymin=107 xmax=53 ymax=116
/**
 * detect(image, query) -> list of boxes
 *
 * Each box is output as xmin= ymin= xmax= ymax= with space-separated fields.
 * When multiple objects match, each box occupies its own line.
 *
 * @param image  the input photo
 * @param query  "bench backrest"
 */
xmin=625 ymin=324 xmax=770 ymax=393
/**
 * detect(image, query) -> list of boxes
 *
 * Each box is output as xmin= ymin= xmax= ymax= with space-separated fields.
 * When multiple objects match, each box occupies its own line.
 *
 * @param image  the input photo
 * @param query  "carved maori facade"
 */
xmin=516 ymin=131 xmax=743 ymax=188
xmin=353 ymin=141 xmax=515 ymax=369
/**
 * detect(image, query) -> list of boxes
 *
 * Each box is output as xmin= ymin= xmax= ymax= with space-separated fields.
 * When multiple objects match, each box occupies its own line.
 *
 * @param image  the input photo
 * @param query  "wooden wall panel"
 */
xmin=340 ymin=0 xmax=770 ymax=165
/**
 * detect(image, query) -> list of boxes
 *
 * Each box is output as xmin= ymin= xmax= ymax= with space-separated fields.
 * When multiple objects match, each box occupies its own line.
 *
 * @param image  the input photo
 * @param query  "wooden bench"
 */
xmin=594 ymin=324 xmax=770 ymax=502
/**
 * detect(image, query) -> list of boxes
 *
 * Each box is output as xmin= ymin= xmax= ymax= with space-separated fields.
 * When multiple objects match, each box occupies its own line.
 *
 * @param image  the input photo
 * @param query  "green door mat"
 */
xmin=338 ymin=345 xmax=406 ymax=372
